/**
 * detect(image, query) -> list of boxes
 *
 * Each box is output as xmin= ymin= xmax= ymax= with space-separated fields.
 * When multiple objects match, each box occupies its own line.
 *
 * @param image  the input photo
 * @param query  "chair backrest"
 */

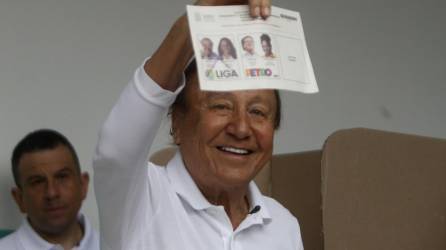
xmin=271 ymin=151 xmax=323 ymax=250
xmin=149 ymin=147 xmax=272 ymax=196
xmin=321 ymin=128 xmax=446 ymax=250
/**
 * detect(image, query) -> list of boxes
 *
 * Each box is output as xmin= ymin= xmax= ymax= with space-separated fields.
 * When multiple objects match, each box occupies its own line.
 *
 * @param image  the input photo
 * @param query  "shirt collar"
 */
xmin=247 ymin=181 xmax=271 ymax=220
xmin=166 ymin=150 xmax=271 ymax=221
xmin=18 ymin=217 xmax=60 ymax=250
xmin=166 ymin=151 xmax=213 ymax=210
xmin=77 ymin=214 xmax=95 ymax=249
xmin=17 ymin=213 xmax=91 ymax=250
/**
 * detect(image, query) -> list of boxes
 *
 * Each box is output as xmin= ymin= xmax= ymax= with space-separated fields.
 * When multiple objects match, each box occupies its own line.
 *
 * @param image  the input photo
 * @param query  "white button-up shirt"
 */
xmin=0 ymin=214 xmax=99 ymax=250
xmin=93 ymin=62 xmax=304 ymax=250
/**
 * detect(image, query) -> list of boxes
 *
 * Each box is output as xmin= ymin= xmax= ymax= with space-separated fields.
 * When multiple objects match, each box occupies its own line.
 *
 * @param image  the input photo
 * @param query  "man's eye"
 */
xmin=29 ymin=178 xmax=45 ymax=186
xmin=250 ymin=109 xmax=266 ymax=117
xmin=210 ymin=103 xmax=231 ymax=110
xmin=56 ymin=172 xmax=71 ymax=180
xmin=57 ymin=173 xmax=68 ymax=179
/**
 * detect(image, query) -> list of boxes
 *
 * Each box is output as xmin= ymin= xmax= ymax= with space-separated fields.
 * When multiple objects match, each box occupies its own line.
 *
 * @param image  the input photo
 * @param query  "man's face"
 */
xmin=12 ymin=145 xmax=88 ymax=235
xmin=173 ymin=77 xmax=276 ymax=191
xmin=201 ymin=39 xmax=213 ymax=56
xmin=242 ymin=37 xmax=255 ymax=54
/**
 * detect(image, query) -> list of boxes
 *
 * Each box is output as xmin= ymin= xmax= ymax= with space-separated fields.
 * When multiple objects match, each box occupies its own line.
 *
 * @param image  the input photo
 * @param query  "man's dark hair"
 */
xmin=170 ymin=60 xmax=281 ymax=129
xmin=11 ymin=129 xmax=81 ymax=187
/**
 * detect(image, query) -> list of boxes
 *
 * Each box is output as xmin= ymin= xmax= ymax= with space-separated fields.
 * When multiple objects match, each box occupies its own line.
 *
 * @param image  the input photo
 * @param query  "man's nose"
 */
xmin=226 ymin=110 xmax=252 ymax=140
xmin=45 ymin=180 xmax=60 ymax=200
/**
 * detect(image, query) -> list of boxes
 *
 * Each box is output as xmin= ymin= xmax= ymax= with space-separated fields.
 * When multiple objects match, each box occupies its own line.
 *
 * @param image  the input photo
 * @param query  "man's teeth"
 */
xmin=220 ymin=146 xmax=249 ymax=155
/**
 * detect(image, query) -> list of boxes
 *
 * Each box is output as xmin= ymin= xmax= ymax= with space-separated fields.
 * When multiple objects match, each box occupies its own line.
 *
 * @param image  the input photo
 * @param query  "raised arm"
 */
xmin=93 ymin=1 xmax=270 ymax=249
xmin=93 ymin=16 xmax=191 ymax=248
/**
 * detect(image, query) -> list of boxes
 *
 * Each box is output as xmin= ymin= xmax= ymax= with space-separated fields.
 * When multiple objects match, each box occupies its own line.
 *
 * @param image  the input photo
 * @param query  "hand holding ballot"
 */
xmin=187 ymin=5 xmax=319 ymax=93
xmin=144 ymin=0 xmax=271 ymax=92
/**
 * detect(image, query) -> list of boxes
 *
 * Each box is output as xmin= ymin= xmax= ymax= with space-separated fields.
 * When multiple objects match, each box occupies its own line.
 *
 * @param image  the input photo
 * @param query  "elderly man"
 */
xmin=0 ymin=129 xmax=99 ymax=250
xmin=93 ymin=0 xmax=304 ymax=249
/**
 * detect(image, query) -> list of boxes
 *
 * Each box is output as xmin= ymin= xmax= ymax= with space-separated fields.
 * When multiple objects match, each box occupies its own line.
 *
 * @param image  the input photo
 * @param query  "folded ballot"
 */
xmin=187 ymin=5 xmax=318 ymax=93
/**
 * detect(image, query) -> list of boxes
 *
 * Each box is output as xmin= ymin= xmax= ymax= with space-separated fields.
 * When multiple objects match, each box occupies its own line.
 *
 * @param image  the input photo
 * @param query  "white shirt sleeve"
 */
xmin=93 ymin=61 xmax=184 ymax=249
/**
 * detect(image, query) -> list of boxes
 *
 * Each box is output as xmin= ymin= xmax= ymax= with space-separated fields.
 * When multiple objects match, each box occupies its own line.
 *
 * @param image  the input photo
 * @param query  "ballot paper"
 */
xmin=187 ymin=5 xmax=318 ymax=93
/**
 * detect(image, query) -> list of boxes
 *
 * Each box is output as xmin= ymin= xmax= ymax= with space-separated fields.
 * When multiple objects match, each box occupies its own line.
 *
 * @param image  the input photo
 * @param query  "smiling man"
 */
xmin=0 ymin=129 xmax=99 ymax=250
xmin=241 ymin=35 xmax=257 ymax=57
xmin=93 ymin=0 xmax=303 ymax=249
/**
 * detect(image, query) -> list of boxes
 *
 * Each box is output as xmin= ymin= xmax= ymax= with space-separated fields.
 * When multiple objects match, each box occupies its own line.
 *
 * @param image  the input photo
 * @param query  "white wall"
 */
xmin=1 ymin=0 xmax=445 ymax=230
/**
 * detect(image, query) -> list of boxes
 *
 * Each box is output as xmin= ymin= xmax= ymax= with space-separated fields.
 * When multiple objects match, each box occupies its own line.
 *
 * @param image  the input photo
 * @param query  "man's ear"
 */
xmin=11 ymin=187 xmax=26 ymax=213
xmin=80 ymin=172 xmax=90 ymax=200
